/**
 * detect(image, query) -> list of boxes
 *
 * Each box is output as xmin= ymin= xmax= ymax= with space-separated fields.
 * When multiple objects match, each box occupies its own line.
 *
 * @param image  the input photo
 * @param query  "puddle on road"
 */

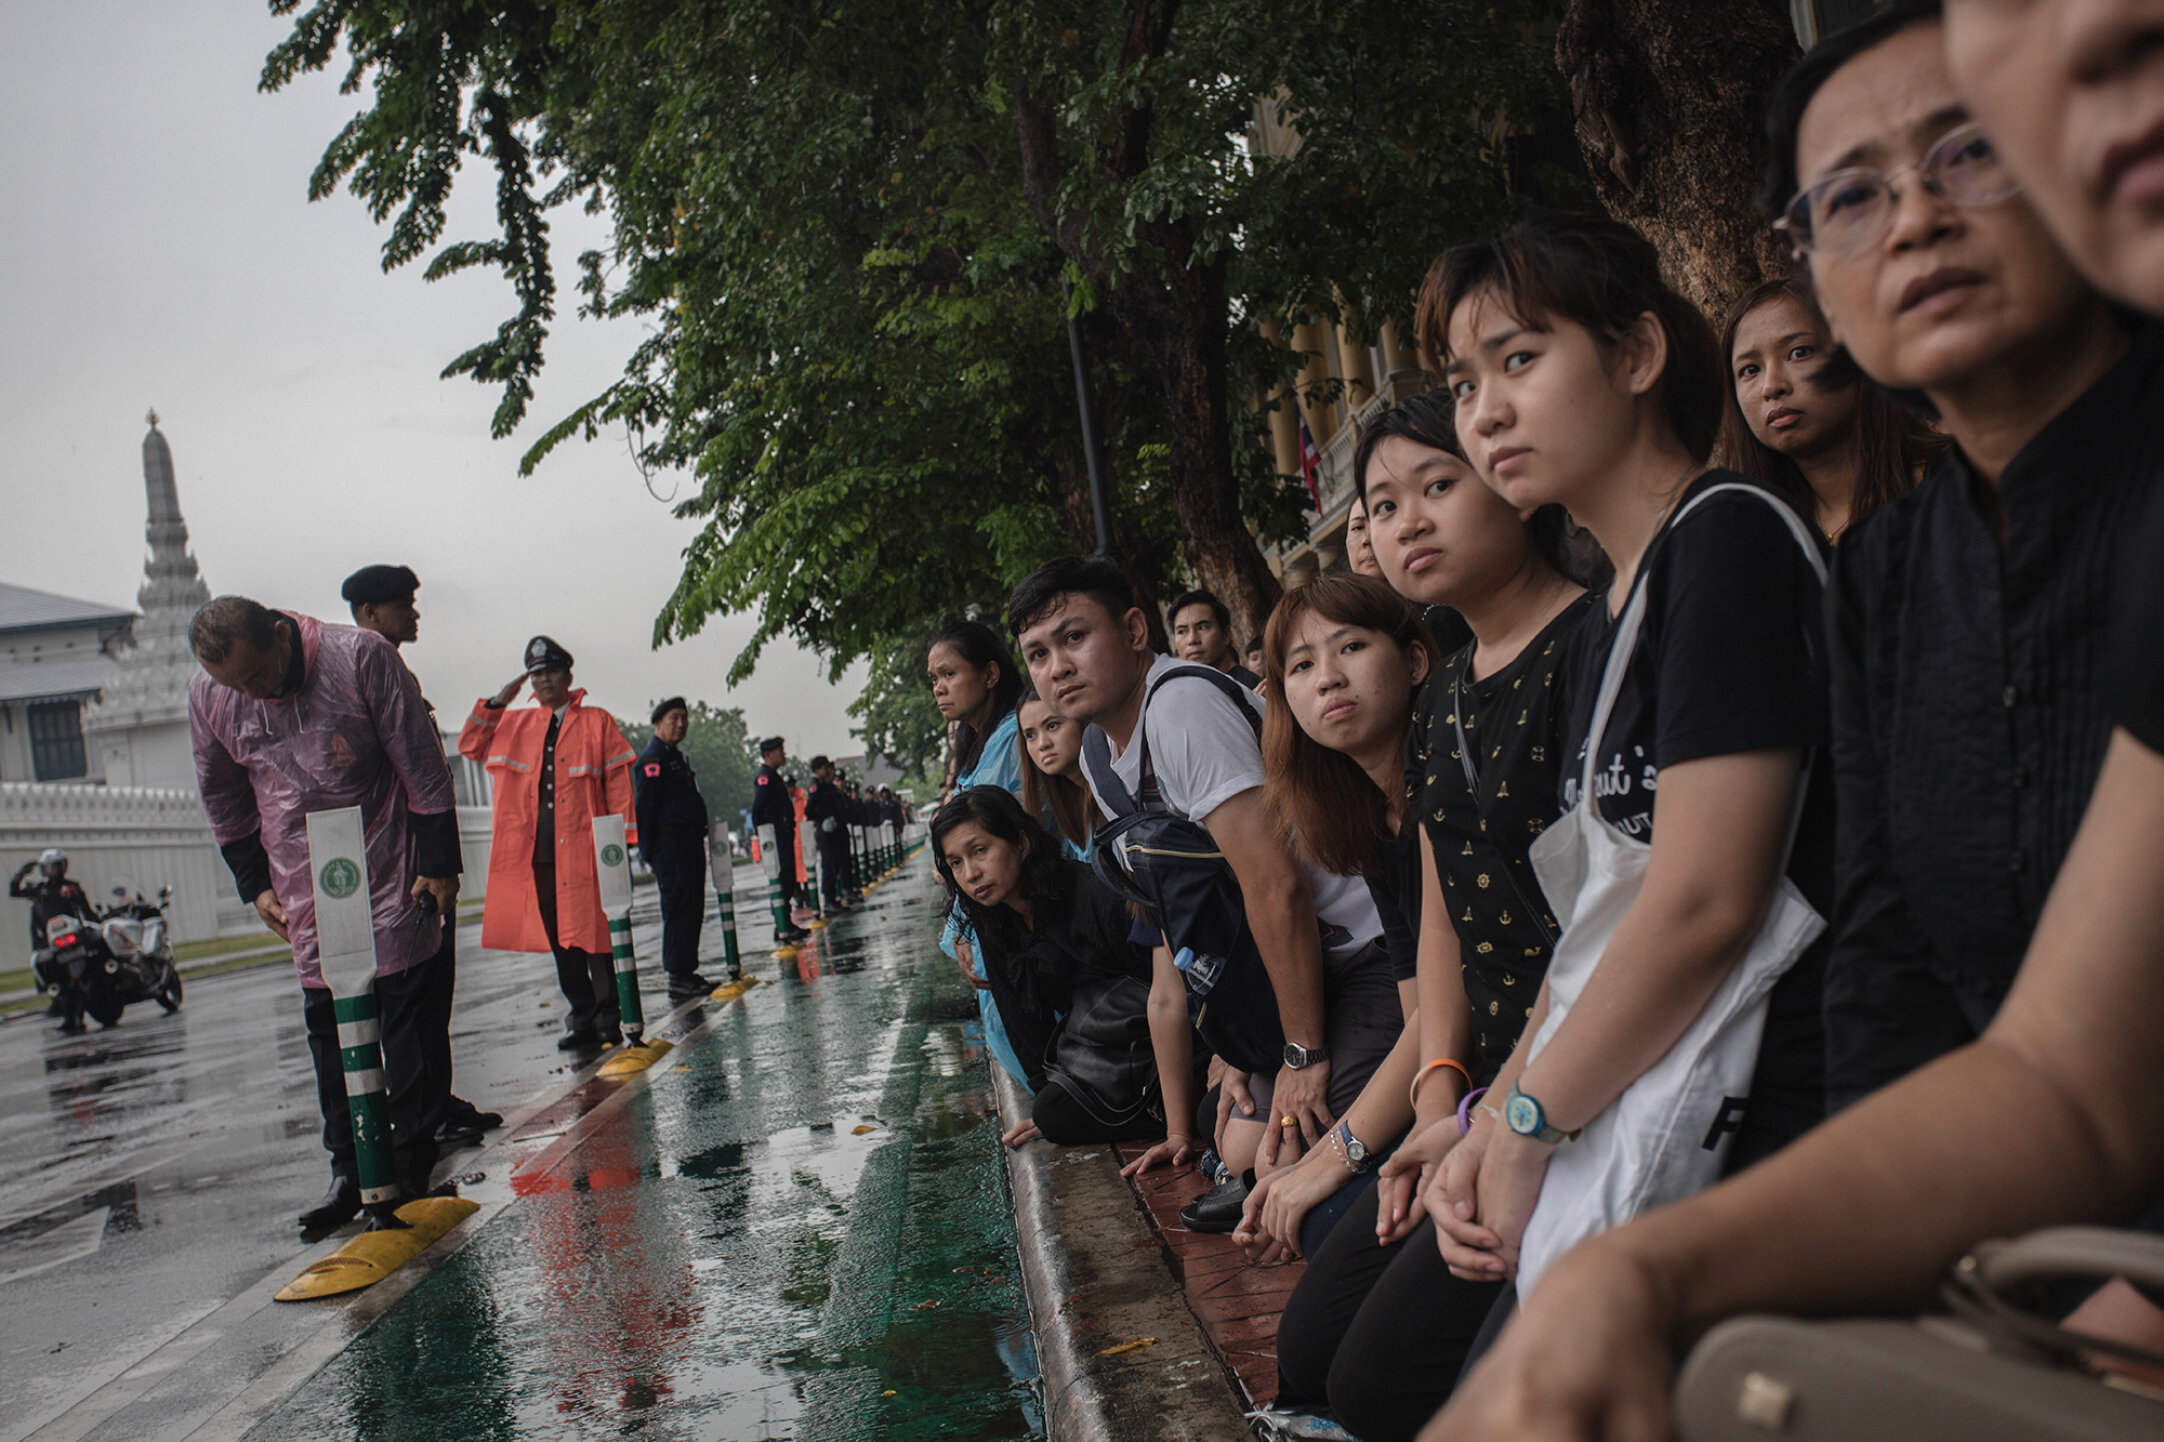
xmin=244 ymin=872 xmax=1042 ymax=1442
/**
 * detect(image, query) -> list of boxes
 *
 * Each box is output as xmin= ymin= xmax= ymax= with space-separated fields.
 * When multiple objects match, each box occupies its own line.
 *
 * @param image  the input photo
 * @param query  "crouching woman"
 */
xmin=933 ymin=785 xmax=1191 ymax=1148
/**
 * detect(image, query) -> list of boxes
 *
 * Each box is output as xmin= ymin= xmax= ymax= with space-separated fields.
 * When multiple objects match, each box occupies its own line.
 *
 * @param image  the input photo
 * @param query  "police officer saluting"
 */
xmin=752 ymin=736 xmax=810 ymax=942
xmin=634 ymin=698 xmax=716 ymax=1000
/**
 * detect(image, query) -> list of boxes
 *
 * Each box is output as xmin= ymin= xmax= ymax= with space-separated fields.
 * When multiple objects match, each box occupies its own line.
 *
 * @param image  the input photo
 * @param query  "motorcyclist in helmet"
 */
xmin=12 ymin=849 xmax=95 ymax=1028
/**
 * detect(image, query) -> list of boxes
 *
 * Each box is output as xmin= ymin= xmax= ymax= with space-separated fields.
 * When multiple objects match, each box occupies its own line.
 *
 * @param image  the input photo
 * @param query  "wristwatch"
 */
xmin=1282 ymin=1040 xmax=1330 ymax=1070
xmin=1503 ymin=1084 xmax=1581 ymax=1146
xmin=1334 ymin=1121 xmax=1374 ymax=1174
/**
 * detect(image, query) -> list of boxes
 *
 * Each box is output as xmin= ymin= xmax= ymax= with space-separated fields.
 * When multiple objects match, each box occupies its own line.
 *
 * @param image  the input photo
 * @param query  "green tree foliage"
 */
xmin=263 ymin=0 xmax=1557 ymax=672
xmin=618 ymin=699 xmax=757 ymax=823
xmin=847 ymin=636 xmax=953 ymax=782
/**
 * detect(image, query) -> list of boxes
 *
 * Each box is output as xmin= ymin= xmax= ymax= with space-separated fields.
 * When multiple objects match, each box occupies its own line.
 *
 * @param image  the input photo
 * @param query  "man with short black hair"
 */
xmin=1008 ymin=556 xmax=1397 ymax=1221
xmin=751 ymin=736 xmax=810 ymax=941
xmin=1168 ymin=588 xmax=1260 ymax=688
xmin=341 ymin=563 xmax=498 ymax=1146
xmin=635 ymin=697 xmax=714 ymax=1000
xmin=804 ymin=755 xmax=855 ymax=908
xmin=188 ymin=593 xmax=460 ymax=1232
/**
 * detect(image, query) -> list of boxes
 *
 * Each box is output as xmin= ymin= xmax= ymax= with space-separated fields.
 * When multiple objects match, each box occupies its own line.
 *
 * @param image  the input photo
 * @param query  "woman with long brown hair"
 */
xmin=1716 ymin=274 xmax=1940 ymax=543
xmin=1234 ymin=573 xmax=1443 ymax=1271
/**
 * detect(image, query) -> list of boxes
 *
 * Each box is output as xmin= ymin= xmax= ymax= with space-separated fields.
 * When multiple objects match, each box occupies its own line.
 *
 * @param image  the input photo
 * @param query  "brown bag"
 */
xmin=1674 ymin=1227 xmax=2164 ymax=1440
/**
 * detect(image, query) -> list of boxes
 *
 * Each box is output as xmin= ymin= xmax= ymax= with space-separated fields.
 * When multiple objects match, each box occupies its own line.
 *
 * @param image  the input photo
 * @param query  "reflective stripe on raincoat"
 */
xmin=189 ymin=615 xmax=456 ymax=987
xmin=458 ymin=690 xmax=637 ymax=954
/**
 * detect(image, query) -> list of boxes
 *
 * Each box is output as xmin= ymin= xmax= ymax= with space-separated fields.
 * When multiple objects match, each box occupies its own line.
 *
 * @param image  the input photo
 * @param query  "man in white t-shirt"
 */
xmin=1008 ymin=556 xmax=1394 ymax=1177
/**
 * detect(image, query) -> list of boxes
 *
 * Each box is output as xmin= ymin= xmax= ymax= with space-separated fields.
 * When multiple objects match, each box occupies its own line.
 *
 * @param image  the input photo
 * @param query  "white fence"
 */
xmin=1 ymin=781 xmax=498 ymax=973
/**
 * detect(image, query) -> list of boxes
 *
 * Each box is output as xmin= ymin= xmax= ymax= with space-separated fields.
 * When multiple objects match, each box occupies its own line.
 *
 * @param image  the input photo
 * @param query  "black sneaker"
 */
xmin=557 ymin=1029 xmax=602 ymax=1052
xmin=667 ymin=974 xmax=713 ymax=1002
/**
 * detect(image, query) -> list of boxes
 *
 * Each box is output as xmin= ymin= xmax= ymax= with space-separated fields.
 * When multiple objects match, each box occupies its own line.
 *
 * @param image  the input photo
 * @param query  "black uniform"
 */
xmin=803 ymin=778 xmax=850 ymax=905
xmin=751 ymin=761 xmax=801 ymax=907
xmin=635 ymin=736 xmax=710 ymax=978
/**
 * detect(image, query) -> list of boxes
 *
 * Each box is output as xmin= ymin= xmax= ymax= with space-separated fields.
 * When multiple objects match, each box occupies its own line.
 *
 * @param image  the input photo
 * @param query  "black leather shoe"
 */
xmin=445 ymin=1097 xmax=502 ymax=1131
xmin=1178 ymin=1174 xmax=1252 ymax=1234
xmin=437 ymin=1121 xmax=487 ymax=1149
xmin=299 ymin=1175 xmax=362 ymax=1232
xmin=598 ymin=1028 xmax=624 ymax=1048
xmin=667 ymin=974 xmax=713 ymax=1001
xmin=557 ymin=1029 xmax=601 ymax=1052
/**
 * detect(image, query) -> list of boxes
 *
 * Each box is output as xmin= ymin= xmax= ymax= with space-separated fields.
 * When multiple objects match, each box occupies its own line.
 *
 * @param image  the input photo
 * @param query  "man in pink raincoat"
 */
xmin=188 ymin=596 xmax=461 ymax=1236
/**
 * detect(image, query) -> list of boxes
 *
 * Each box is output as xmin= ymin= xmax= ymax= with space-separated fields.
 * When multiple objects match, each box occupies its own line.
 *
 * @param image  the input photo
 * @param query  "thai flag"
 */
xmin=1298 ymin=416 xmax=1323 ymax=511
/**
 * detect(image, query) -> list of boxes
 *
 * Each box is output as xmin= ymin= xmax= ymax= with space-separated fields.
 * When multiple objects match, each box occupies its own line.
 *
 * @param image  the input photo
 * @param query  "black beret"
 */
xmin=651 ymin=696 xmax=688 ymax=724
xmin=340 ymin=564 xmax=419 ymax=607
xmin=758 ymin=735 xmax=786 ymax=754
xmin=523 ymin=635 xmax=574 ymax=673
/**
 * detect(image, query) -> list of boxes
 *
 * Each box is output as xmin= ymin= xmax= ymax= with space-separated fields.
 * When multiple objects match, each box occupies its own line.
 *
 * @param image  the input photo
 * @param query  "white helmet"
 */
xmin=38 ymin=848 xmax=66 ymax=872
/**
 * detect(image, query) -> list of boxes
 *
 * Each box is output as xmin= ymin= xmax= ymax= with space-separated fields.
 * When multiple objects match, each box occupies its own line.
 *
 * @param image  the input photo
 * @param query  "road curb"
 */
xmin=991 ymin=1067 xmax=1253 ymax=1442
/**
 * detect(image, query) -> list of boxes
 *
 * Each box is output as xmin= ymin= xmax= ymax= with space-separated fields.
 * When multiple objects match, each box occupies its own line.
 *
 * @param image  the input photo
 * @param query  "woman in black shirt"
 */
xmin=931 ymin=786 xmax=1172 ymax=1146
xmin=1755 ymin=5 xmax=2161 ymax=1109
xmin=1419 ymin=211 xmax=1831 ymax=1297
xmin=1264 ymin=395 xmax=1594 ymax=1441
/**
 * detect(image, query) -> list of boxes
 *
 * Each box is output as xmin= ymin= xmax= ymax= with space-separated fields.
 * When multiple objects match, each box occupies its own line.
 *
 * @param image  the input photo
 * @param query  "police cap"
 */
xmin=758 ymin=735 xmax=786 ymax=755
xmin=651 ymin=695 xmax=688 ymax=724
xmin=341 ymin=564 xmax=419 ymax=607
xmin=524 ymin=635 xmax=574 ymax=674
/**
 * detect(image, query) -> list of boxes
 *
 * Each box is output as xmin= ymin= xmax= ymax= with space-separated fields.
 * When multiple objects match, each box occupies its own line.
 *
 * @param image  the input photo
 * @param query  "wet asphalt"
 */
xmin=0 ymin=852 xmax=1040 ymax=1442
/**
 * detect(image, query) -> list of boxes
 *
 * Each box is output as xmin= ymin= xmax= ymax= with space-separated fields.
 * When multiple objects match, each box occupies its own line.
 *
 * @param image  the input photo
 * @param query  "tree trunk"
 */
xmin=1007 ymin=6 xmax=1284 ymax=650
xmin=1556 ymin=0 xmax=1800 ymax=317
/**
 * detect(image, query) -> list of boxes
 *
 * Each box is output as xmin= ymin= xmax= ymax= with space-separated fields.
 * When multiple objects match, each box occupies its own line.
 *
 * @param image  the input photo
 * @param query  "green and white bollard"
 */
xmin=308 ymin=807 xmax=401 ymax=1220
xmin=807 ymin=835 xmax=830 ymax=929
xmin=593 ymin=816 xmax=672 ymax=1077
xmin=708 ymin=822 xmax=743 ymax=981
xmin=279 ymin=807 xmax=479 ymax=1301
xmin=758 ymin=824 xmax=798 ymax=954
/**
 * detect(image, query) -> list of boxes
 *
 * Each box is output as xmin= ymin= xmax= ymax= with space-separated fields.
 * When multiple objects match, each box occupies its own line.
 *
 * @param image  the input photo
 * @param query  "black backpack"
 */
xmin=1082 ymin=665 xmax=1285 ymax=1076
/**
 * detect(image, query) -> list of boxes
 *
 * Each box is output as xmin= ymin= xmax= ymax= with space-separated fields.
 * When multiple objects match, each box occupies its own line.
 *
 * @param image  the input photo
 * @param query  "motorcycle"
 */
xmin=32 ymin=881 xmax=184 ymax=1029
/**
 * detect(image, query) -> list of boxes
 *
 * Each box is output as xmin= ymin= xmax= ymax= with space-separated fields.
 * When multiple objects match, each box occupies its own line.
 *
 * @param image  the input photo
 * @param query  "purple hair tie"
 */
xmin=1456 ymin=1085 xmax=1489 ymax=1138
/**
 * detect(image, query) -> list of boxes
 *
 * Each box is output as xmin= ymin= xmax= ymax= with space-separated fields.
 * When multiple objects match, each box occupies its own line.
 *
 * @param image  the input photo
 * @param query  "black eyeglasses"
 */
xmin=1778 ymin=120 xmax=2021 ymax=256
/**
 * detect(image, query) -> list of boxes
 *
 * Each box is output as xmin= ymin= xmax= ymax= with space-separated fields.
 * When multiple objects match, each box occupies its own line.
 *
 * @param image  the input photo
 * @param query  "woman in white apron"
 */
xmin=1414 ymin=212 xmax=1836 ymax=1318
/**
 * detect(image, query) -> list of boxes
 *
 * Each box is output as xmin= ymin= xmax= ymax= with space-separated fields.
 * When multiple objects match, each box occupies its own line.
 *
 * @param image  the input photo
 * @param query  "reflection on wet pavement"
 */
xmin=240 ymin=861 xmax=1040 ymax=1442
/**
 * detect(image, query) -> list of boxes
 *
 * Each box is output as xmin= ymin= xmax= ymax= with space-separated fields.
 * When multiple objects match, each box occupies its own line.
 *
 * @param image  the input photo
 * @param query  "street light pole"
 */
xmin=1065 ymin=305 xmax=1117 ymax=558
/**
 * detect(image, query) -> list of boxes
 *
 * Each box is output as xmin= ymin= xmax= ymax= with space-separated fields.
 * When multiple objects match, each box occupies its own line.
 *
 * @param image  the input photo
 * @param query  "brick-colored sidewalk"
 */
xmin=1114 ymin=1142 xmax=1305 ymax=1407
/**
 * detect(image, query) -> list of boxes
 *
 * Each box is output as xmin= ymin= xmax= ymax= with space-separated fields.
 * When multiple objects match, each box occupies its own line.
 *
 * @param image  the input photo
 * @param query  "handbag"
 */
xmin=1675 ymin=1226 xmax=2164 ymax=1440
xmin=1514 ymin=482 xmax=1829 ymax=1298
xmin=1039 ymin=970 xmax=1159 ymax=1128
xmin=1083 ymin=664 xmax=1285 ymax=1076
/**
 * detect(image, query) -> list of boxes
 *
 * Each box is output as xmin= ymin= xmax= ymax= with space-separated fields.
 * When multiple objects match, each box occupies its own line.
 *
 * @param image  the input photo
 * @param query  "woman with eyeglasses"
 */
xmin=1752 ymin=0 xmax=2163 ymax=1113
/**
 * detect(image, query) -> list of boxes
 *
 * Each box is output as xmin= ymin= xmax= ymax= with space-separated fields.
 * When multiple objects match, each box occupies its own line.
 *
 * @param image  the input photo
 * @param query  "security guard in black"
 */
xmin=634 ymin=697 xmax=712 ymax=997
xmin=751 ymin=736 xmax=805 ymax=921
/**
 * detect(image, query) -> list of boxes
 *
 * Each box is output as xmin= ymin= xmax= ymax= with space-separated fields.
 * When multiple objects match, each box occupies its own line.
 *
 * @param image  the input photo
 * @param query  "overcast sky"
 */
xmin=0 ymin=2 xmax=869 ymax=756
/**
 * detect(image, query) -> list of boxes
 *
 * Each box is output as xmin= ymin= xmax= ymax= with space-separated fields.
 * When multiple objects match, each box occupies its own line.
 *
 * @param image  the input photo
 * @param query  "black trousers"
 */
xmin=418 ymin=920 xmax=459 ymax=1113
xmin=816 ymin=833 xmax=850 ymax=903
xmin=302 ymin=959 xmax=444 ymax=1196
xmin=650 ymin=836 xmax=706 ymax=977
xmin=534 ymin=860 xmax=618 ymax=1035
xmin=1274 ymin=1182 xmax=1504 ymax=1442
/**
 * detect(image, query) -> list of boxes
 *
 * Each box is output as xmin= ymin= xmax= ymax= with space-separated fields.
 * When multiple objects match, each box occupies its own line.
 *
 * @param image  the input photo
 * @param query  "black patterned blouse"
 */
xmin=1410 ymin=594 xmax=1592 ymax=1082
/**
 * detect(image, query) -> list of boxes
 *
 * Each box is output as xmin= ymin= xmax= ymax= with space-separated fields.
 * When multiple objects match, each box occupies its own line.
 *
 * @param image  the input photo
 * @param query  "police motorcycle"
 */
xmin=34 ymin=879 xmax=184 ymax=1030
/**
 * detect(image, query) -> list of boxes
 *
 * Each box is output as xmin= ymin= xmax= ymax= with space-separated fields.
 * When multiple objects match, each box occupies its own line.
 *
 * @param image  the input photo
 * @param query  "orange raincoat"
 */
xmin=459 ymin=689 xmax=637 ymax=953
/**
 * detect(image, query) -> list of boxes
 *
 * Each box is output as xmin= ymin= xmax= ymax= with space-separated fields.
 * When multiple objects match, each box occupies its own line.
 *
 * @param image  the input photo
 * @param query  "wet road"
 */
xmin=0 ymin=854 xmax=1040 ymax=1442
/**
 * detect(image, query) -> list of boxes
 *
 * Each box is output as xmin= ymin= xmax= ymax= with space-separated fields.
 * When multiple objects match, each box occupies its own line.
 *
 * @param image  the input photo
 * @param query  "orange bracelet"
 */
xmin=1409 ymin=1057 xmax=1473 ymax=1111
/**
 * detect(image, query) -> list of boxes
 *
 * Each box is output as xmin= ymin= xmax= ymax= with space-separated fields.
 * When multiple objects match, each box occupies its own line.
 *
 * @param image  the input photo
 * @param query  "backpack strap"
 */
xmin=1086 ymin=663 xmax=1262 ymax=819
